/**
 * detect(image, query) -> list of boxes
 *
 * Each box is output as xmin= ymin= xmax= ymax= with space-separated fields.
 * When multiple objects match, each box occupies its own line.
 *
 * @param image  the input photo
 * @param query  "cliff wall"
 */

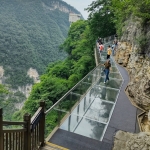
xmin=113 ymin=16 xmax=150 ymax=149
xmin=115 ymin=16 xmax=150 ymax=111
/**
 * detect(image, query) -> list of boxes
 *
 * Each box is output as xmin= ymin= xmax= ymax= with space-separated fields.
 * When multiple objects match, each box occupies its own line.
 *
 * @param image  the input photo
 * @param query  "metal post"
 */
xmin=39 ymin=101 xmax=45 ymax=147
xmin=84 ymin=97 xmax=86 ymax=111
xmin=24 ymin=113 xmax=31 ymax=150
xmin=0 ymin=108 xmax=3 ymax=150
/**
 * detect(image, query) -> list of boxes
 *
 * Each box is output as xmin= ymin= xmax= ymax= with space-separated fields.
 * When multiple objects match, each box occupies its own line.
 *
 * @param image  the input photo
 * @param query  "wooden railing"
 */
xmin=0 ymin=101 xmax=45 ymax=150
xmin=31 ymin=101 xmax=45 ymax=150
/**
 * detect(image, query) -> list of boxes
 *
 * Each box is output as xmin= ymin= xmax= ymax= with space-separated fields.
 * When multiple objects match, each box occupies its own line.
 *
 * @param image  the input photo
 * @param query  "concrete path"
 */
xmin=48 ymin=63 xmax=140 ymax=150
xmin=102 ymin=64 xmax=139 ymax=147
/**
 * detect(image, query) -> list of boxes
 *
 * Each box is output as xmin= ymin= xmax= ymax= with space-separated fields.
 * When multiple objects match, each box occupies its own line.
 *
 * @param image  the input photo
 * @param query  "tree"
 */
xmin=86 ymin=0 xmax=116 ymax=39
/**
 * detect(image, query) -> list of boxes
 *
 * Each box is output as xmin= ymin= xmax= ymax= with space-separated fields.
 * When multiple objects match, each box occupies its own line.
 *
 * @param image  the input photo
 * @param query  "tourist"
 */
xmin=103 ymin=59 xmax=111 ymax=83
xmin=99 ymin=42 xmax=104 ymax=53
xmin=107 ymin=45 xmax=112 ymax=59
xmin=111 ymin=41 xmax=116 ymax=56
xmin=98 ymin=37 xmax=102 ymax=44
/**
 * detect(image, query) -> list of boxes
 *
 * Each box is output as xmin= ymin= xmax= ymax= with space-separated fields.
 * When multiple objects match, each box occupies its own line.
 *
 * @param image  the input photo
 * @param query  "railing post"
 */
xmin=0 ymin=108 xmax=3 ymax=150
xmin=24 ymin=113 xmax=31 ymax=150
xmin=39 ymin=101 xmax=45 ymax=147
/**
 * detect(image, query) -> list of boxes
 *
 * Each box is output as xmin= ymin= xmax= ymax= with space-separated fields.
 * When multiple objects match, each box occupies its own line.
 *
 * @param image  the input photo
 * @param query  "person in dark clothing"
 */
xmin=97 ymin=37 xmax=102 ymax=44
xmin=103 ymin=59 xmax=111 ymax=83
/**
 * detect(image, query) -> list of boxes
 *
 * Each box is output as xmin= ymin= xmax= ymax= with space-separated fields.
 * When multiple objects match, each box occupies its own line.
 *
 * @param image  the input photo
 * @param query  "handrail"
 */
xmin=31 ymin=107 xmax=42 ymax=123
xmin=45 ymin=64 xmax=101 ymax=114
xmin=3 ymin=121 xmax=26 ymax=125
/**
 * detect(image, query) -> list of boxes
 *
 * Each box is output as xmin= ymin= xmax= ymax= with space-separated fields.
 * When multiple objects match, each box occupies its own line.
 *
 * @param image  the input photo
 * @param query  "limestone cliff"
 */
xmin=113 ymin=16 xmax=150 ymax=149
xmin=42 ymin=1 xmax=74 ymax=13
xmin=113 ymin=131 xmax=150 ymax=150
xmin=0 ymin=66 xmax=40 ymax=110
xmin=115 ymin=16 xmax=150 ymax=111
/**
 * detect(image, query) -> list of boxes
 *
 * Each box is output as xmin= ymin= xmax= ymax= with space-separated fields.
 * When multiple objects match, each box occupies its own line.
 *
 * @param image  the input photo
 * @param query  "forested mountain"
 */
xmin=13 ymin=20 xmax=95 ymax=135
xmin=0 ymin=0 xmax=81 ymax=120
xmin=0 ymin=0 xmax=81 ymax=87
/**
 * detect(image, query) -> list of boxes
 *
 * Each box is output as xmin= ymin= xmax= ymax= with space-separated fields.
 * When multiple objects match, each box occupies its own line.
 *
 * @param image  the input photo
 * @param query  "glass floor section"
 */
xmin=59 ymin=43 xmax=123 ymax=141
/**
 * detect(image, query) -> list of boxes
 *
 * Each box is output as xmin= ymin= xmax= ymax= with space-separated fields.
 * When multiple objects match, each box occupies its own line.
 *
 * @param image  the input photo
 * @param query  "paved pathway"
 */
xmin=102 ymin=64 xmax=139 ymax=147
xmin=48 ymin=43 xmax=140 ymax=150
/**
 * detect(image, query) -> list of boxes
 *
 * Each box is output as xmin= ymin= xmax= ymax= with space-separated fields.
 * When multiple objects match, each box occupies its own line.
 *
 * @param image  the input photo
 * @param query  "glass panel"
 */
xmin=95 ymin=85 xmax=119 ymax=102
xmin=82 ymin=73 xmax=96 ymax=84
xmin=53 ymin=93 xmax=81 ymax=112
xmin=72 ymin=93 xmax=93 ymax=116
xmin=101 ymin=52 xmax=107 ymax=56
xmin=60 ymin=114 xmax=106 ymax=141
xmin=101 ymin=72 xmax=122 ymax=79
xmin=71 ymin=83 xmax=82 ymax=95
xmin=46 ymin=109 xmax=69 ymax=135
xmin=97 ymin=77 xmax=122 ymax=89
xmin=72 ymin=82 xmax=92 ymax=95
xmin=60 ymin=114 xmax=82 ymax=132
xmin=74 ymin=117 xmax=106 ymax=141
xmin=85 ymin=98 xmax=114 ymax=123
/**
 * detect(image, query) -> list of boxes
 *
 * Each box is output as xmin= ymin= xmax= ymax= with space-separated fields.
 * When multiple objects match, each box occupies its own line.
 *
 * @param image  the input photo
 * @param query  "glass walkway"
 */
xmin=50 ymin=42 xmax=124 ymax=141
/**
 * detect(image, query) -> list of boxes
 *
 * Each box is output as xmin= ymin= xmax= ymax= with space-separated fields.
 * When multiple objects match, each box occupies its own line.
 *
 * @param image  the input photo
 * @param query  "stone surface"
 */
xmin=115 ymin=38 xmax=150 ymax=111
xmin=113 ymin=15 xmax=150 ymax=149
xmin=148 ymin=111 xmax=150 ymax=121
xmin=113 ymin=131 xmax=150 ymax=150
xmin=27 ymin=67 xmax=40 ymax=83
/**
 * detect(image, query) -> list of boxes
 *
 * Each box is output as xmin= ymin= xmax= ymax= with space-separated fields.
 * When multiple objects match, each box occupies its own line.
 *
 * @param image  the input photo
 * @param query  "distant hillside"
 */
xmin=0 ymin=0 xmax=81 ymax=120
xmin=0 ymin=0 xmax=81 ymax=87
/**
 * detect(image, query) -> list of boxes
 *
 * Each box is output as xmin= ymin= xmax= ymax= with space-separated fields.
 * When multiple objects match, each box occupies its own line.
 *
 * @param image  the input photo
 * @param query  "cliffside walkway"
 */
xmin=45 ymin=42 xmax=140 ymax=150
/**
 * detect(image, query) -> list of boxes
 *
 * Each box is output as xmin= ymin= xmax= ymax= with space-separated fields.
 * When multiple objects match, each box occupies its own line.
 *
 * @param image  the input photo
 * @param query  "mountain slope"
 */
xmin=0 ymin=0 xmax=81 ymax=87
xmin=0 ymin=0 xmax=81 ymax=119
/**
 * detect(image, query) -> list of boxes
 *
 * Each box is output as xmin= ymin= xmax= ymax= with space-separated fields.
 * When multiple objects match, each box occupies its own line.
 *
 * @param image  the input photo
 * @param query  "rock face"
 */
xmin=113 ymin=16 xmax=150 ymax=149
xmin=0 ymin=66 xmax=4 ymax=84
xmin=115 ymin=17 xmax=150 ymax=111
xmin=27 ymin=68 xmax=40 ymax=84
xmin=113 ymin=131 xmax=150 ymax=150
xmin=115 ymin=41 xmax=150 ymax=110
xmin=0 ymin=66 xmax=40 ymax=110
xmin=42 ymin=1 xmax=73 ymax=13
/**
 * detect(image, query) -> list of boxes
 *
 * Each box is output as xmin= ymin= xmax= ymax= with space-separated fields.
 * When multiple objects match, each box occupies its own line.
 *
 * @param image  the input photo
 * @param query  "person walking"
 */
xmin=99 ymin=42 xmax=104 ymax=53
xmin=111 ymin=41 xmax=116 ymax=56
xmin=107 ymin=45 xmax=112 ymax=59
xmin=103 ymin=59 xmax=111 ymax=83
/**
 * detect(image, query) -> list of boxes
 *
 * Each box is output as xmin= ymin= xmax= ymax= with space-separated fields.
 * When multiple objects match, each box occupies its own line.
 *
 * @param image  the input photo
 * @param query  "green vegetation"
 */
xmin=111 ymin=0 xmax=150 ymax=36
xmin=86 ymin=0 xmax=116 ymax=39
xmin=13 ymin=20 xmax=95 ymax=136
xmin=0 ymin=0 xmax=81 ymax=120
xmin=0 ymin=84 xmax=8 ymax=94
xmin=86 ymin=0 xmax=150 ymax=37
xmin=0 ymin=0 xmax=80 ymax=88
xmin=0 ymin=81 xmax=27 ymax=120
xmin=136 ymin=35 xmax=148 ymax=54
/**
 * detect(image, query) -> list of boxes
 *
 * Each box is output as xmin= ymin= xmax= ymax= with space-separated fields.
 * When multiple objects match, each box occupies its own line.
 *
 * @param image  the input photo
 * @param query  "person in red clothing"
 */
xmin=99 ymin=42 xmax=104 ymax=53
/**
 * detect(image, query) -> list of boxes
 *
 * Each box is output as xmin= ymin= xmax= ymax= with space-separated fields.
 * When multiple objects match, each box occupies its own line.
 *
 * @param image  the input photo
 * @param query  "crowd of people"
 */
xmin=97 ymin=37 xmax=118 ymax=84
